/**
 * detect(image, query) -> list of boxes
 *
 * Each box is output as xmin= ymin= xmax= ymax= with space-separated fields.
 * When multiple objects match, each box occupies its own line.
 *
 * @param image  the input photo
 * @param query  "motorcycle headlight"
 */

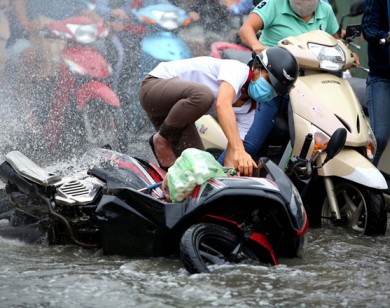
xmin=151 ymin=10 xmax=180 ymax=30
xmin=66 ymin=23 xmax=98 ymax=44
xmin=308 ymin=43 xmax=346 ymax=71
xmin=63 ymin=58 xmax=86 ymax=75
xmin=366 ymin=124 xmax=377 ymax=162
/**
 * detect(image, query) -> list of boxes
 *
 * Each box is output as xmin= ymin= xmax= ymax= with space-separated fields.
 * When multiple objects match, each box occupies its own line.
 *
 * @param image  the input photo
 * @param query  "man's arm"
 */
xmin=362 ymin=0 xmax=389 ymax=43
xmin=239 ymin=13 xmax=267 ymax=53
xmin=13 ymin=0 xmax=31 ymax=32
xmin=216 ymin=81 xmax=257 ymax=176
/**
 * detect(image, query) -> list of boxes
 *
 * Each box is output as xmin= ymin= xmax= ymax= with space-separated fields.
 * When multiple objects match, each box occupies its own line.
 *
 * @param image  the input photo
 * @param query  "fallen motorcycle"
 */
xmin=0 ymin=140 xmax=324 ymax=273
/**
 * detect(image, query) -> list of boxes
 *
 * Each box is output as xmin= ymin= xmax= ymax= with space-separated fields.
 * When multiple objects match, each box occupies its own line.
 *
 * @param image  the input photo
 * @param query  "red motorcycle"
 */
xmin=40 ymin=16 xmax=128 ymax=156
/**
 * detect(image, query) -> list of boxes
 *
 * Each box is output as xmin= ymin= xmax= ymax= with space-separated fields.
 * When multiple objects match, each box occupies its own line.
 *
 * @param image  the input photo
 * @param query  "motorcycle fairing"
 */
xmin=141 ymin=32 xmax=192 ymax=61
xmin=195 ymin=115 xmax=228 ymax=150
xmin=43 ymin=16 xmax=108 ymax=42
xmin=76 ymin=81 xmax=120 ymax=109
xmin=131 ymin=3 xmax=189 ymax=28
xmin=4 ymin=151 xmax=61 ymax=186
xmin=61 ymin=46 xmax=112 ymax=79
xmin=289 ymin=74 xmax=368 ymax=147
xmin=96 ymin=194 xmax=161 ymax=257
xmin=317 ymin=149 xmax=388 ymax=189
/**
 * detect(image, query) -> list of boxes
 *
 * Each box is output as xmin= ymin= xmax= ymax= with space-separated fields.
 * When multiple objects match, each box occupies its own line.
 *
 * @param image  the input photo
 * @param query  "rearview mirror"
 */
xmin=346 ymin=24 xmax=362 ymax=40
xmin=323 ymin=128 xmax=347 ymax=164
xmin=348 ymin=0 xmax=365 ymax=17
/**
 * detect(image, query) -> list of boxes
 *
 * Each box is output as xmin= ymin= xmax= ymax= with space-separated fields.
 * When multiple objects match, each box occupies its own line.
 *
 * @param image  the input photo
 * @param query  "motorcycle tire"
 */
xmin=320 ymin=181 xmax=387 ymax=236
xmin=180 ymin=223 xmax=260 ymax=274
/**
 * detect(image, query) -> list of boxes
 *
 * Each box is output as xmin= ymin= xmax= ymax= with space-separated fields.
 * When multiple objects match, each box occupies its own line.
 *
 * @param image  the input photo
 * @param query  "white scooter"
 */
xmin=196 ymin=29 xmax=388 ymax=235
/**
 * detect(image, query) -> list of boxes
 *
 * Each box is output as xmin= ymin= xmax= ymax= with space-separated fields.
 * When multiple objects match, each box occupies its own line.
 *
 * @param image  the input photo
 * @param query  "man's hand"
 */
xmin=352 ymin=52 xmax=360 ymax=67
xmin=224 ymin=146 xmax=258 ymax=176
xmin=215 ymin=81 xmax=257 ymax=176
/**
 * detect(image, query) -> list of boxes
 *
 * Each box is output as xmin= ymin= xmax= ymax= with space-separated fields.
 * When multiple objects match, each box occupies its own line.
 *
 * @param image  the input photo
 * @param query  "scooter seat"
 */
xmin=221 ymin=49 xmax=252 ymax=64
xmin=5 ymin=151 xmax=61 ymax=186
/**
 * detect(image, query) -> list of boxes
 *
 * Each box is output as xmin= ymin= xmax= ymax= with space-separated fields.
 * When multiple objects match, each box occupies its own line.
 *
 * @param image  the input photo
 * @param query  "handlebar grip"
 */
xmin=299 ymin=133 xmax=313 ymax=159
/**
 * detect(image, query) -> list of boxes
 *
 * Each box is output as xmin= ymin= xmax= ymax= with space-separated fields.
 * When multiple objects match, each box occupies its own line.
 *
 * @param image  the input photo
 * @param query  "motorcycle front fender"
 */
xmin=76 ymin=81 xmax=120 ymax=109
xmin=317 ymin=148 xmax=388 ymax=189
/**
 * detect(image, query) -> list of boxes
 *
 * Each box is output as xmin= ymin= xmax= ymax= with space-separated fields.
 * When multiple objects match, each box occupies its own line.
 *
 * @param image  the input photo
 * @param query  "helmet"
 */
xmin=255 ymin=47 xmax=299 ymax=95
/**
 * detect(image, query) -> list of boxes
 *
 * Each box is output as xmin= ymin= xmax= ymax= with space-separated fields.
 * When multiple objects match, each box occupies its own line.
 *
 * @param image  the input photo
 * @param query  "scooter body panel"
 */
xmin=195 ymin=115 xmax=228 ymax=150
xmin=289 ymin=74 xmax=369 ymax=147
xmin=76 ymin=81 xmax=120 ymax=109
xmin=141 ymin=32 xmax=191 ymax=61
xmin=131 ymin=3 xmax=190 ymax=29
xmin=316 ymin=149 xmax=388 ymax=189
xmin=133 ymin=2 xmax=192 ymax=77
xmin=61 ymin=46 xmax=112 ymax=79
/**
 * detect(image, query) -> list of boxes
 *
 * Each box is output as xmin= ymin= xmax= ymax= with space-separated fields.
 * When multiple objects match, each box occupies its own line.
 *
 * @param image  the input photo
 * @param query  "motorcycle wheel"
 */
xmin=321 ymin=182 xmax=387 ymax=235
xmin=180 ymin=223 xmax=260 ymax=274
xmin=81 ymin=100 xmax=128 ymax=153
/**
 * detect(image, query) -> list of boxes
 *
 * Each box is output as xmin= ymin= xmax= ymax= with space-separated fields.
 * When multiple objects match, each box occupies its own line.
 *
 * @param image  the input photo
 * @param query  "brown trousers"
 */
xmin=139 ymin=75 xmax=214 ymax=155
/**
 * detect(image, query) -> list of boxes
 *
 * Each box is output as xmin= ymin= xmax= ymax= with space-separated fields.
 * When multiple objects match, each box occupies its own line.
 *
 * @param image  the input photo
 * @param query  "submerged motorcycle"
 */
xmin=0 ymin=139 xmax=324 ymax=274
xmin=197 ymin=29 xmax=388 ymax=236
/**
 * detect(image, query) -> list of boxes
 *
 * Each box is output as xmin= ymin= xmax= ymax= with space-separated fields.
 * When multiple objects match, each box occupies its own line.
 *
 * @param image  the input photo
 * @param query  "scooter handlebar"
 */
xmin=299 ymin=134 xmax=313 ymax=160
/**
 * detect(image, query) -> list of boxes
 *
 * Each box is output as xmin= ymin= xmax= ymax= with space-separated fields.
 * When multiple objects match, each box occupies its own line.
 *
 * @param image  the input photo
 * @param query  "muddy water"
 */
xmin=0 ymin=223 xmax=389 ymax=307
xmin=1 ymin=81 xmax=390 ymax=307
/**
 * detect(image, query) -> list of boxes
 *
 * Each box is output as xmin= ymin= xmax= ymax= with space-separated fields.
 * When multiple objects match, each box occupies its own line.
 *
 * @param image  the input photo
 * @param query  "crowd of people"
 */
xmin=0 ymin=0 xmax=388 ymax=175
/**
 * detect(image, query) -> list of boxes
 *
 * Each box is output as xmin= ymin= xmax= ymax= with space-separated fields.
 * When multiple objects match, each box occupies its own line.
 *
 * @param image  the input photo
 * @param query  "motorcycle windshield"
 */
xmin=131 ymin=2 xmax=188 ymax=28
xmin=79 ymin=148 xmax=156 ymax=190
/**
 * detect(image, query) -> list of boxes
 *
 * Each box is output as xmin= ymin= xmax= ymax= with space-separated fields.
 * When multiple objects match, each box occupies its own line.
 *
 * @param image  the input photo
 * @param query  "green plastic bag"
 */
xmin=166 ymin=148 xmax=226 ymax=202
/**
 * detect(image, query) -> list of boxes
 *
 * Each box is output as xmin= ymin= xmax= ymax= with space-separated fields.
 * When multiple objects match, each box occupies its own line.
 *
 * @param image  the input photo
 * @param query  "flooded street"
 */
xmin=0 ymin=82 xmax=389 ymax=306
xmin=0 ymin=80 xmax=390 ymax=307
xmin=0 ymin=31 xmax=390 ymax=307
xmin=0 ymin=224 xmax=390 ymax=307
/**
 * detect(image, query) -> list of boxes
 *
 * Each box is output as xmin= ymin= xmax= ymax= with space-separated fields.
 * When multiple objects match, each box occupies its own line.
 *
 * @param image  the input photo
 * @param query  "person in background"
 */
xmin=0 ymin=0 xmax=10 ymax=76
xmin=139 ymin=47 xmax=299 ymax=176
xmin=362 ymin=0 xmax=390 ymax=166
xmin=222 ymin=0 xmax=255 ymax=15
xmin=92 ymin=0 xmax=143 ymax=107
xmin=171 ymin=0 xmax=241 ymax=56
xmin=237 ymin=0 xmax=339 ymax=161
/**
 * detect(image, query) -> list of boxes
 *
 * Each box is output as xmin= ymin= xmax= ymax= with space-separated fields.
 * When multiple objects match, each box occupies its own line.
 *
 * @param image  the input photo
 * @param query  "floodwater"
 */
xmin=0 ymin=52 xmax=390 ymax=308
xmin=0 ymin=105 xmax=389 ymax=307
xmin=0 ymin=223 xmax=389 ymax=307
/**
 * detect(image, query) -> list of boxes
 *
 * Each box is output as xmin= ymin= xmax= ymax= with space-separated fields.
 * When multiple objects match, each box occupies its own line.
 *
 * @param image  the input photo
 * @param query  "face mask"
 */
xmin=248 ymin=77 xmax=277 ymax=103
xmin=289 ymin=0 xmax=319 ymax=17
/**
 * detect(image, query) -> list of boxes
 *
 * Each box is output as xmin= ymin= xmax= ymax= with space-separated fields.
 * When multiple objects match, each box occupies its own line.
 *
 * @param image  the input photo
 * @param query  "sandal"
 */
xmin=148 ymin=134 xmax=170 ymax=171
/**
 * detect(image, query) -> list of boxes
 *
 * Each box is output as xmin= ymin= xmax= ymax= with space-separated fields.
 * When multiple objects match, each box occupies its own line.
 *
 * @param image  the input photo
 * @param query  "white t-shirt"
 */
xmin=148 ymin=56 xmax=255 ymax=139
